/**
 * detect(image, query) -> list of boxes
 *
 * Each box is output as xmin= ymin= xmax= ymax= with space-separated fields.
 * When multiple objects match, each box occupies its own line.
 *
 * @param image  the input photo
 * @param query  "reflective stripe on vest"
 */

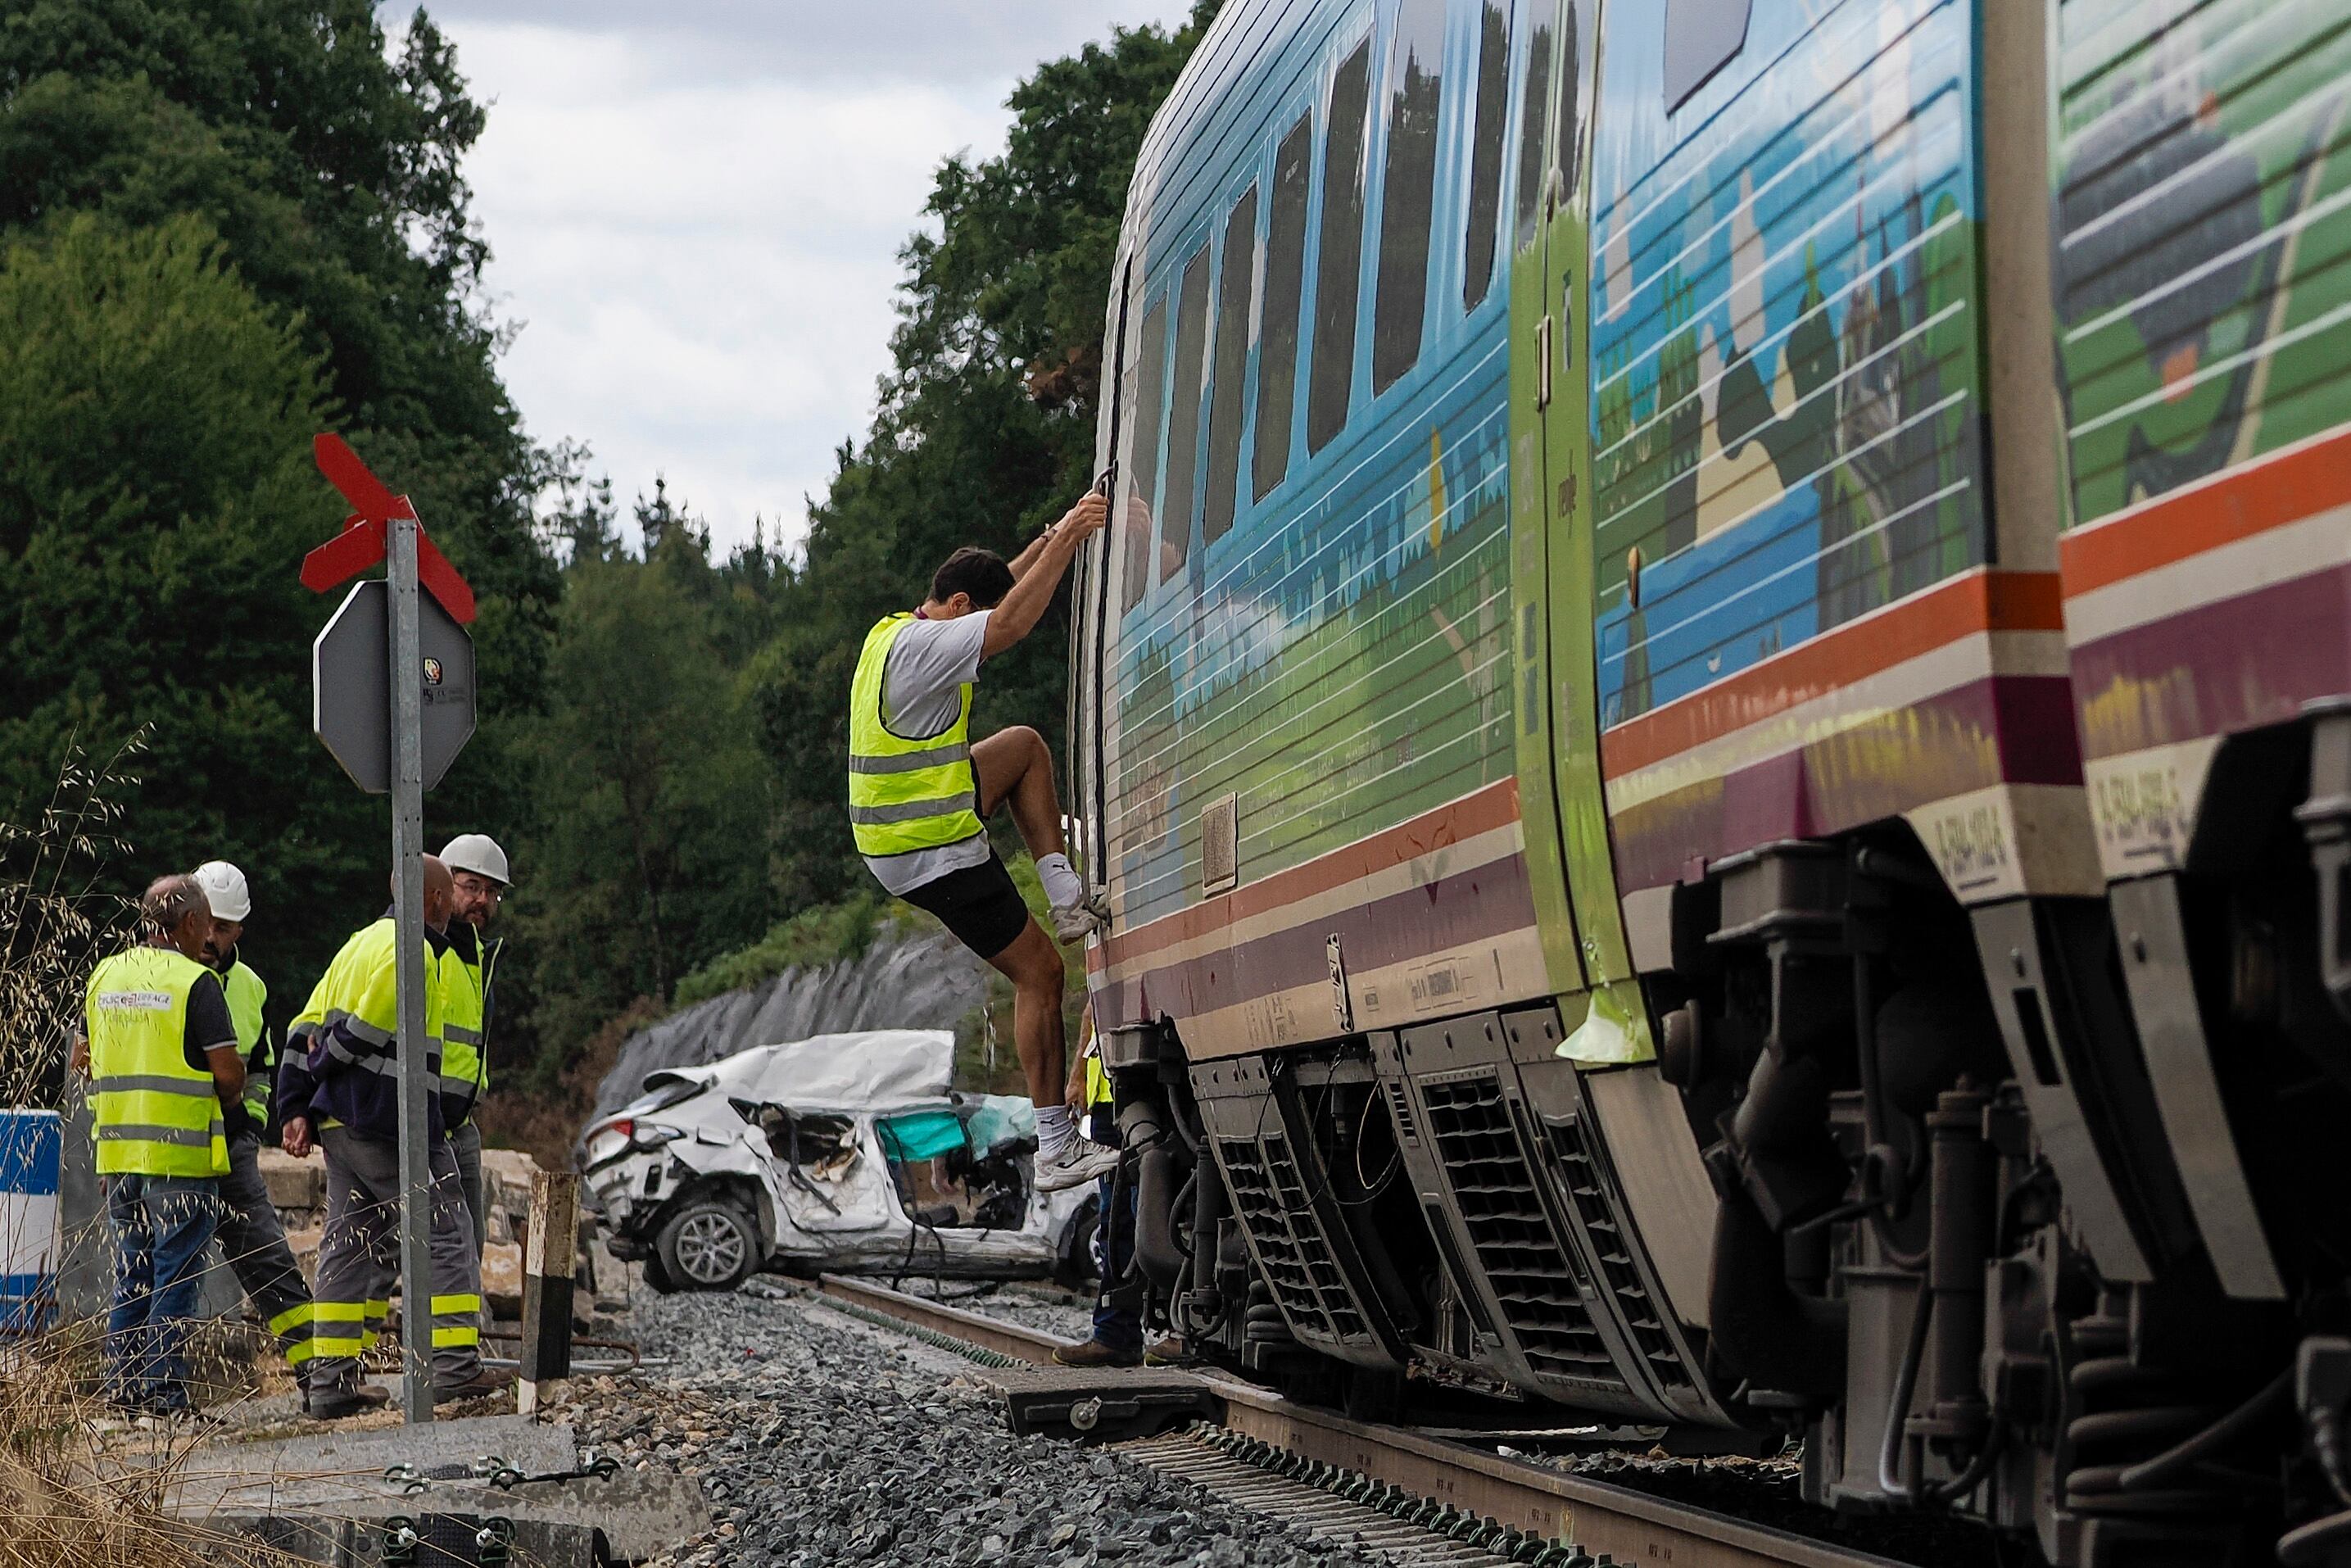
xmin=297 ymin=919 xmax=443 ymax=1085
xmin=437 ymin=942 xmax=488 ymax=1122
xmin=85 ymin=947 xmax=229 ymax=1178
xmin=847 ymin=613 xmax=985 ymax=858
xmin=222 ymin=959 xmax=272 ymax=1121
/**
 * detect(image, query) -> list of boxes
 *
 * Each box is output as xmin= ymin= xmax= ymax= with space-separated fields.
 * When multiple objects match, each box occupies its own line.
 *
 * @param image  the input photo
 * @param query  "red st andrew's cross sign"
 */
xmin=304 ymin=435 xmax=479 ymax=794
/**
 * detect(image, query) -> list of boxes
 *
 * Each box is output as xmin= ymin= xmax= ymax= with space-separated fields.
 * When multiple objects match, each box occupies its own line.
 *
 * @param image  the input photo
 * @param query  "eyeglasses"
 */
xmin=453 ymin=877 xmax=505 ymax=902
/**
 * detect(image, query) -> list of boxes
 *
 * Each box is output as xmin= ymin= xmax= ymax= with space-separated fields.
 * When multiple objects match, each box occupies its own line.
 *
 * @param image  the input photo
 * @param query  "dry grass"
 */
xmin=0 ymin=737 xmax=305 ymax=1567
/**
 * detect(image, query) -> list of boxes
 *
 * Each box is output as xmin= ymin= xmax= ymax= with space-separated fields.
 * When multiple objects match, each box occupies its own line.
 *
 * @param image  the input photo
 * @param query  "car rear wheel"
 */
xmin=1054 ymin=1192 xmax=1102 ymax=1290
xmin=655 ymin=1196 xmax=760 ymax=1291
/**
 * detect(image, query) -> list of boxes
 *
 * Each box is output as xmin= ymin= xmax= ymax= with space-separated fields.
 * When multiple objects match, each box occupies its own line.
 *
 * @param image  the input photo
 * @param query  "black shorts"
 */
xmin=900 ymin=852 xmax=1033 ymax=961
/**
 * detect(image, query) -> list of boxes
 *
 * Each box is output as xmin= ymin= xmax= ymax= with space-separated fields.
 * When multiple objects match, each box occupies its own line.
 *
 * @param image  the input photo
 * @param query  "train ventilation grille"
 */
xmin=1547 ymin=1113 xmax=1687 ymax=1389
xmin=1417 ymin=1076 xmax=1614 ymax=1381
xmin=1384 ymin=1081 xmax=1420 ymax=1145
xmin=1217 ymin=1135 xmax=1366 ymax=1343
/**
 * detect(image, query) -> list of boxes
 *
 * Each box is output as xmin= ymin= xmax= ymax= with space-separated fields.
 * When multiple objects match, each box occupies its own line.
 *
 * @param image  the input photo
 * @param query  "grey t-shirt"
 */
xmin=863 ymin=611 xmax=994 ymax=895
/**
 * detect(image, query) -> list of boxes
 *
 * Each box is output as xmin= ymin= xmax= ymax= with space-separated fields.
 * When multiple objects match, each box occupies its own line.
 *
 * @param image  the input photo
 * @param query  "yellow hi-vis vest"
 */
xmin=86 ymin=946 xmax=229 ymax=1177
xmin=438 ymin=939 xmax=489 ymax=1122
xmin=288 ymin=918 xmax=444 ymax=1125
xmin=847 ymin=613 xmax=985 ymax=859
xmin=220 ymin=958 xmax=272 ymax=1125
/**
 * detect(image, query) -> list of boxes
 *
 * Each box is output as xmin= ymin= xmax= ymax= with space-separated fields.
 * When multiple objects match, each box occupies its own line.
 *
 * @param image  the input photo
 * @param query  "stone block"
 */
xmin=257 ymin=1149 xmax=324 ymax=1211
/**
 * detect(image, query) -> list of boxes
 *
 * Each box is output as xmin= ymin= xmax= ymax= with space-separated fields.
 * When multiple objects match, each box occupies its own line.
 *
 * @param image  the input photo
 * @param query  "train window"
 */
xmin=1556 ymin=1 xmax=1586 ymax=196
xmin=1372 ymin=0 xmax=1446 ymax=394
xmin=1663 ymin=0 xmax=1751 ymax=112
xmin=1121 ymin=294 xmax=1170 ymax=613
xmin=1307 ymin=39 xmax=1373 ymax=455
xmin=1253 ymin=114 xmax=1312 ymax=504
xmin=1461 ymin=1 xmax=1511 ymax=311
xmin=1512 ymin=12 xmax=1554 ymax=251
xmin=1203 ymin=185 xmax=1259 ymax=546
xmin=1158 ymin=242 xmax=1213 ymax=582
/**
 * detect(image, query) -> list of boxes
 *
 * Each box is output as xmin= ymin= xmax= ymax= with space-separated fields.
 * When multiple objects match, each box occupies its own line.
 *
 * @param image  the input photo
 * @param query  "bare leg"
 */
xmin=972 ymin=727 xmax=1065 ymax=862
xmin=984 ymin=918 xmax=1067 ymax=1110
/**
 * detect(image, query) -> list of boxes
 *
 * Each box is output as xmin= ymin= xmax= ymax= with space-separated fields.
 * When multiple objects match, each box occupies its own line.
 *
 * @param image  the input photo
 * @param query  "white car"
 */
xmin=582 ymin=1029 xmax=1098 ymax=1293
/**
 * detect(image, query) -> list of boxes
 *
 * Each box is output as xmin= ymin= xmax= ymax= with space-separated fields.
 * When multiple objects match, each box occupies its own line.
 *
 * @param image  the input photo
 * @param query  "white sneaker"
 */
xmin=1051 ymin=892 xmax=1112 ymax=944
xmin=1035 ymin=1135 xmax=1121 ymax=1192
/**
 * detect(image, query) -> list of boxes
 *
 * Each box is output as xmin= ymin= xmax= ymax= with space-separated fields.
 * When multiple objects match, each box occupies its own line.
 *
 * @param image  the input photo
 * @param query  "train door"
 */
xmin=1507 ymin=0 xmax=1634 ymax=1012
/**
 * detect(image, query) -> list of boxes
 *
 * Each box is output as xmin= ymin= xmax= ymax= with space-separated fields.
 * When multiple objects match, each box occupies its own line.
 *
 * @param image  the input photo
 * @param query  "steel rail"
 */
xmin=809 ymin=1276 xmax=1914 ymax=1568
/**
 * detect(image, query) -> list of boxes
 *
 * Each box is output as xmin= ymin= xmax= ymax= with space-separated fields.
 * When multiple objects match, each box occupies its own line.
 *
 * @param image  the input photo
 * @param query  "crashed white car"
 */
xmin=583 ymin=1029 xmax=1098 ymax=1293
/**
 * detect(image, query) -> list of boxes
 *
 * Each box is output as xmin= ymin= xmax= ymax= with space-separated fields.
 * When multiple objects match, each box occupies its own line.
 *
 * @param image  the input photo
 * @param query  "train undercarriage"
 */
xmin=1101 ymin=709 xmax=2351 ymax=1567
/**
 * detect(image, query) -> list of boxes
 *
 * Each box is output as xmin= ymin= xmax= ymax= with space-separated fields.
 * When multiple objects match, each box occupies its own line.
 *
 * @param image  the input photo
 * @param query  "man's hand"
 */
xmin=1065 ymin=1058 xmax=1088 ymax=1112
xmin=1058 ymin=491 xmax=1108 ymax=544
xmin=282 ymin=1117 xmax=313 ymax=1159
xmin=69 ymin=1035 xmax=88 ymax=1079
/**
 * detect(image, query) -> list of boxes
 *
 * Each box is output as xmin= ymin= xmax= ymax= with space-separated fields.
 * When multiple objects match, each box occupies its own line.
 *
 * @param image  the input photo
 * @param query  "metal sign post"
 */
xmin=386 ymin=509 xmax=436 ymax=1425
xmin=303 ymin=433 xmax=478 ymax=1425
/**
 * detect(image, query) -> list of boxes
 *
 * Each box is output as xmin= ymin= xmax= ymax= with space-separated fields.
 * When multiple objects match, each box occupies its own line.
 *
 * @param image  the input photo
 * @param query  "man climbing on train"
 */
xmin=846 ymin=489 xmax=1116 ymax=1193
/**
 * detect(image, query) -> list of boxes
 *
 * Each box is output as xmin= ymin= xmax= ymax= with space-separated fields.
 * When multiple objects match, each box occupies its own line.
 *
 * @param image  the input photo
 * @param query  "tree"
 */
xmin=753 ymin=3 xmax=1219 ymax=903
xmin=0 ymin=2 xmax=561 ymax=1006
xmin=0 ymin=215 xmax=378 ymax=990
xmin=502 ymin=491 xmax=779 ymax=1077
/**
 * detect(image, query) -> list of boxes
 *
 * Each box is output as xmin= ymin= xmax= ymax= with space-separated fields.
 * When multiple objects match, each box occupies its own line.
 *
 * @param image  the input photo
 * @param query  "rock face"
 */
xmin=589 ymin=922 xmax=990 ymax=1123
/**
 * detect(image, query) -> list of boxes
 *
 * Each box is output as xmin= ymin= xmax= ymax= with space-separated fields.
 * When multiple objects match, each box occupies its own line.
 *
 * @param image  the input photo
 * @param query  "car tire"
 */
xmin=655 ymin=1195 xmax=760 ymax=1292
xmin=1054 ymin=1192 xmax=1102 ymax=1290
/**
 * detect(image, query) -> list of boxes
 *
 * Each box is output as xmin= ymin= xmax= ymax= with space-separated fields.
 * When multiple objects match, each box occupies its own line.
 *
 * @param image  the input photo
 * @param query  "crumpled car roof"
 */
xmin=641 ymin=1028 xmax=955 ymax=1113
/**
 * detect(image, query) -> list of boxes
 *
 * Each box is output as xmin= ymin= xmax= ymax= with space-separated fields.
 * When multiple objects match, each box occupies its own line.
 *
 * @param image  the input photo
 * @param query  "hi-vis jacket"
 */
xmin=847 ymin=612 xmax=985 ymax=860
xmin=278 ymin=918 xmax=448 ymax=1143
xmin=85 ymin=945 xmax=230 ymax=1177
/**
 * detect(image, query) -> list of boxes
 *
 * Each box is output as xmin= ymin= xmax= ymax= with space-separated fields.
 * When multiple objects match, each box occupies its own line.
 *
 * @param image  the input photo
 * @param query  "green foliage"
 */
xmin=500 ymin=485 xmax=785 ymax=1080
xmin=670 ymin=890 xmax=900 ymax=1011
xmin=0 ymin=215 xmax=382 ymax=993
xmin=0 ymin=1 xmax=560 ymax=1006
xmin=753 ymin=5 xmax=1217 ymax=904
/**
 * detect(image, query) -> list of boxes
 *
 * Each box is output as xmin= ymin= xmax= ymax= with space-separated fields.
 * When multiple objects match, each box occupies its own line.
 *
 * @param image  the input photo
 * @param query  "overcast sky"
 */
xmin=408 ymin=2 xmax=1198 ymax=555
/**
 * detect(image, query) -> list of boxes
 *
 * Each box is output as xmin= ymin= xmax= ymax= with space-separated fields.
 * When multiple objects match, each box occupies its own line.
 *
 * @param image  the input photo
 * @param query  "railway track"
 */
xmin=805 ymin=1276 xmax=1923 ymax=1568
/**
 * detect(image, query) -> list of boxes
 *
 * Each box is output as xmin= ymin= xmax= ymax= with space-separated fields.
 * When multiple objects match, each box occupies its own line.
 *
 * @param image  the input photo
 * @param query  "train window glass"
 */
xmin=1511 ymin=13 xmax=1554 ymax=251
xmin=1662 ymin=0 xmax=1751 ymax=113
xmin=1372 ymin=0 xmax=1446 ymax=394
xmin=1307 ymin=39 xmax=1373 ymax=455
xmin=1158 ymin=242 xmax=1213 ymax=582
xmin=1253 ymin=114 xmax=1312 ymax=504
xmin=1462 ymin=1 xmax=1511 ymax=311
xmin=1203 ymin=185 xmax=1259 ymax=546
xmin=1121 ymin=294 xmax=1170 ymax=613
xmin=1556 ymin=1 xmax=1585 ymax=195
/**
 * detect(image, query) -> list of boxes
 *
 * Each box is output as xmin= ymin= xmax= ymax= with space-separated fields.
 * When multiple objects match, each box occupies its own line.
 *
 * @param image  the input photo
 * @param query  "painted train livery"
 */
xmin=1067 ymin=0 xmax=2351 ymax=1561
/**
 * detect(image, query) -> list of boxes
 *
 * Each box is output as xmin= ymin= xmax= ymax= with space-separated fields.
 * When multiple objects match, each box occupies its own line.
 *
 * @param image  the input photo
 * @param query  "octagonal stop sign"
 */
xmin=313 ymin=580 xmax=477 ymax=793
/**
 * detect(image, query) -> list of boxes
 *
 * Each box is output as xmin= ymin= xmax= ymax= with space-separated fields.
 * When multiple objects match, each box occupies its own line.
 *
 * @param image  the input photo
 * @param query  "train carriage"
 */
xmin=1065 ymin=0 xmax=2351 ymax=1561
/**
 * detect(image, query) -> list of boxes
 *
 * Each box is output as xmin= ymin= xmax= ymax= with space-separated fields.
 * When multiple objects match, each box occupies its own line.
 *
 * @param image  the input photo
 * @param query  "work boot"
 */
xmin=307 ymin=1384 xmax=390 ymax=1421
xmin=1053 ymin=1336 xmax=1142 ymax=1369
xmin=1144 ymin=1335 xmax=1195 ymax=1367
xmin=1036 ymin=1135 xmax=1120 ymax=1193
xmin=434 ymin=1367 xmax=517 ymax=1405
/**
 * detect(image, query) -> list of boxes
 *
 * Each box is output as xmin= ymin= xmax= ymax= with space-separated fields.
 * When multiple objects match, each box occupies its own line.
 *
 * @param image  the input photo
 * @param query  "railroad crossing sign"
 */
xmin=312 ymin=580 xmax=476 ymax=792
xmin=300 ymin=433 xmax=478 ymax=1425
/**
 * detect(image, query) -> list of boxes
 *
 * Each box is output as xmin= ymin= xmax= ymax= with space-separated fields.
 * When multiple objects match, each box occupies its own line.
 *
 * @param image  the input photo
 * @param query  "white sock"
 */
xmin=1036 ymin=1102 xmax=1076 ymax=1159
xmin=1037 ymin=852 xmax=1083 ymax=910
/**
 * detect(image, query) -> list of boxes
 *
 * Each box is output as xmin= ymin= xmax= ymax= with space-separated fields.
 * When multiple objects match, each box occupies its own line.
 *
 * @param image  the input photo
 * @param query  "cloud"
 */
xmin=419 ymin=4 xmax=1197 ymax=553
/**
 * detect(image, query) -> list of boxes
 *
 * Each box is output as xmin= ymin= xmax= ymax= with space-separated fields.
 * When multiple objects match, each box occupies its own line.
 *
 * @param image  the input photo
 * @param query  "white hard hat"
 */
xmin=192 ymin=860 xmax=251 ymax=922
xmin=441 ymin=833 xmax=511 ymax=886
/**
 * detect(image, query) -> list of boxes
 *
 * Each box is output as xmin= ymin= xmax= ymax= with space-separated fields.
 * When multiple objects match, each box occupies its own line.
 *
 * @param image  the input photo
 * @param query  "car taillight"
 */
xmin=609 ymin=1117 xmax=634 ymax=1141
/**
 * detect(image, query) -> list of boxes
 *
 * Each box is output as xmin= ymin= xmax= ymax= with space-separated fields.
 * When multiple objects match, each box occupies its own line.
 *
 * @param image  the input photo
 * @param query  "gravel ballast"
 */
xmin=553 ymin=1282 xmax=1384 ymax=1568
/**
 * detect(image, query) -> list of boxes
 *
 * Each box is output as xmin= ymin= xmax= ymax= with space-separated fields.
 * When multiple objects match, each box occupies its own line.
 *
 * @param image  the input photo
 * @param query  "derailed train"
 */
xmin=1064 ymin=0 xmax=2351 ymax=1561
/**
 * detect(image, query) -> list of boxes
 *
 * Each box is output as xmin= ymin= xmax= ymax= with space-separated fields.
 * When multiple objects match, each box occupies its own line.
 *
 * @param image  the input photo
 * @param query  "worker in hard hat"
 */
xmin=189 ymin=860 xmax=317 ymax=1394
xmin=83 ymin=874 xmax=241 ymax=1420
xmin=438 ymin=833 xmax=507 ymax=1257
xmin=275 ymin=857 xmax=504 ymax=1417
